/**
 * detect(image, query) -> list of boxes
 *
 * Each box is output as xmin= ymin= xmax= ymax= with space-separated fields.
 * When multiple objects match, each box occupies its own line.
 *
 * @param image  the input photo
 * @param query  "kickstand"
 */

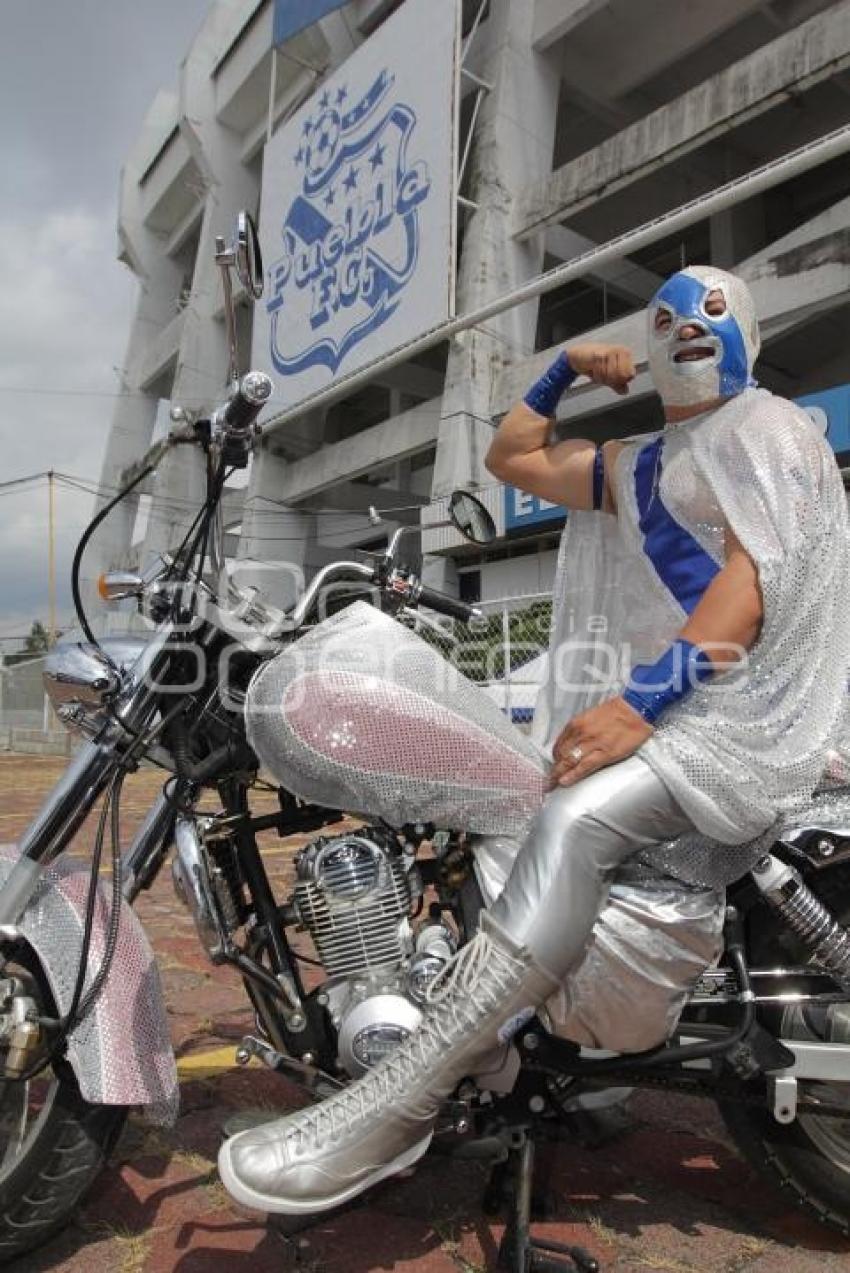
xmin=495 ymin=1128 xmax=600 ymax=1273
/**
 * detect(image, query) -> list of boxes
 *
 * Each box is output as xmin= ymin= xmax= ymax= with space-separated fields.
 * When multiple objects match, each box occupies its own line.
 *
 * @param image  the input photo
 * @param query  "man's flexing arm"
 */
xmin=485 ymin=344 xmax=635 ymax=511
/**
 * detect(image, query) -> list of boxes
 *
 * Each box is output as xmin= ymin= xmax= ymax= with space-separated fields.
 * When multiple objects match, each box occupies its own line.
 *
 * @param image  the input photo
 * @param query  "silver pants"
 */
xmin=490 ymin=754 xmax=694 ymax=979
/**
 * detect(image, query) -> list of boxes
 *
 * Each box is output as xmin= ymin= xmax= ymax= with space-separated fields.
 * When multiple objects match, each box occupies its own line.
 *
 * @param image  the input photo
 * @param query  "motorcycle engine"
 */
xmin=293 ymin=827 xmax=455 ymax=1075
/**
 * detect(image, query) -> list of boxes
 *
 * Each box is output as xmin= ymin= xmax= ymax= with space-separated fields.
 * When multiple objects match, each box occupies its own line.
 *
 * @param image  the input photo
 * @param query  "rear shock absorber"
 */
xmin=752 ymin=854 xmax=850 ymax=990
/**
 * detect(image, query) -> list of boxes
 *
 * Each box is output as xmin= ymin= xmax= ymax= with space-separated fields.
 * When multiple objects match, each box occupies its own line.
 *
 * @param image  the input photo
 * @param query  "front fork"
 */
xmin=0 ymin=737 xmax=179 ymax=927
xmin=0 ymin=634 xmax=175 ymax=926
xmin=0 ymin=740 xmax=120 ymax=926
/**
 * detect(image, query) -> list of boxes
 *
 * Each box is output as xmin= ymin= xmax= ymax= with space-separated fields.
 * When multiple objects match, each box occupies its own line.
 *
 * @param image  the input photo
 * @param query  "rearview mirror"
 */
xmin=234 ymin=211 xmax=263 ymax=299
xmin=448 ymin=491 xmax=496 ymax=545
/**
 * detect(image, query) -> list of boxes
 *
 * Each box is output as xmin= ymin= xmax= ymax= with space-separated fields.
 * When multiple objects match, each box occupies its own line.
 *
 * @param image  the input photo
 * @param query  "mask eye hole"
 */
xmin=704 ymin=288 xmax=727 ymax=317
xmin=654 ymin=306 xmax=673 ymax=335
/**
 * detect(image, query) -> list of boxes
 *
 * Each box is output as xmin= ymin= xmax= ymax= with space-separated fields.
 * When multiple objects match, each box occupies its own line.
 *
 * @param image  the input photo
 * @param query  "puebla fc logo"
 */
xmin=266 ymin=69 xmax=432 ymax=380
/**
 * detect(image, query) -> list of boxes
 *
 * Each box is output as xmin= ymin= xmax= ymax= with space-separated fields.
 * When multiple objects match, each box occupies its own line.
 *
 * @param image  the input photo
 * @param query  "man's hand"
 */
xmin=566 ymin=344 xmax=636 ymax=396
xmin=549 ymin=697 xmax=653 ymax=788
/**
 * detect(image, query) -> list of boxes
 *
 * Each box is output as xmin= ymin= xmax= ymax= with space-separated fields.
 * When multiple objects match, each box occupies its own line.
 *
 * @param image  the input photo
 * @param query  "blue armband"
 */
xmin=622 ymin=638 xmax=713 ymax=726
xmin=591 ymin=446 xmax=605 ymax=510
xmin=523 ymin=351 xmax=577 ymax=417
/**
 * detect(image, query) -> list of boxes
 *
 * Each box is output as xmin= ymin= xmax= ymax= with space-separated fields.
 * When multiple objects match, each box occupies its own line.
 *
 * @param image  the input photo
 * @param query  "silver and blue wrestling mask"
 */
xmin=647 ymin=265 xmax=760 ymax=409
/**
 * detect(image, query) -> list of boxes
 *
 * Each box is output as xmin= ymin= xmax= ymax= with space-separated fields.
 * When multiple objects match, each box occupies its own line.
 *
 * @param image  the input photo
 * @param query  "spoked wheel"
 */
xmin=0 ymin=954 xmax=128 ymax=1265
xmin=719 ymin=862 xmax=850 ymax=1235
xmin=0 ymin=1069 xmax=60 ymax=1180
xmin=777 ymin=1000 xmax=850 ymax=1176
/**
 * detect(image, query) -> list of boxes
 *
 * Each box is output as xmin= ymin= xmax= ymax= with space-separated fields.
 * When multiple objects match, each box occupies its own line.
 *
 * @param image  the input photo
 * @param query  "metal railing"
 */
xmin=407 ymin=592 xmax=551 ymax=727
xmin=0 ymin=592 xmax=552 ymax=753
xmin=0 ymin=656 xmax=73 ymax=755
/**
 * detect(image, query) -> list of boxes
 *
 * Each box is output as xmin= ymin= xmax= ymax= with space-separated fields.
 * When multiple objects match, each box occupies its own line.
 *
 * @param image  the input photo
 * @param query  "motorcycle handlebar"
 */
xmin=264 ymin=563 xmax=480 ymax=635
xmin=415 ymin=583 xmax=480 ymax=623
xmin=218 ymin=371 xmax=273 ymax=434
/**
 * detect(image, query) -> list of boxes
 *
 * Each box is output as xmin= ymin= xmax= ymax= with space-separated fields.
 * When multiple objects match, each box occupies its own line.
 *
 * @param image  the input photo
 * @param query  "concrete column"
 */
xmin=85 ymin=100 xmax=186 ymax=615
xmin=420 ymin=552 xmax=460 ymax=594
xmin=144 ymin=7 xmax=261 ymax=561
xmin=236 ymin=399 xmax=327 ymax=600
xmin=431 ymin=0 xmax=559 ymax=499
xmin=235 ymin=442 xmax=319 ymax=611
xmin=710 ymin=198 xmax=766 ymax=269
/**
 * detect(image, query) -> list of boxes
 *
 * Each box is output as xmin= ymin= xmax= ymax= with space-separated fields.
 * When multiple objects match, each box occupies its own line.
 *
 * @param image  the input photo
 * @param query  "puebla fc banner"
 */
xmin=255 ymin=0 xmax=460 ymax=413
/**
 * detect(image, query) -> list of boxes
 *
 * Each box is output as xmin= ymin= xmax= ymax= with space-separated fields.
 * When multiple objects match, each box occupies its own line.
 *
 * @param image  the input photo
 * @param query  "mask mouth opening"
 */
xmin=666 ymin=331 xmax=722 ymax=377
xmin=673 ymin=345 xmax=714 ymax=364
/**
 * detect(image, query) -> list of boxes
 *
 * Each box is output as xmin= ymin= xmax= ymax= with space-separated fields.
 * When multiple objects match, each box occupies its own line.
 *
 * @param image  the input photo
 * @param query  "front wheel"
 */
xmin=0 ymin=949 xmax=128 ymax=1264
xmin=719 ymin=861 xmax=850 ymax=1235
xmin=0 ymin=1063 xmax=127 ymax=1264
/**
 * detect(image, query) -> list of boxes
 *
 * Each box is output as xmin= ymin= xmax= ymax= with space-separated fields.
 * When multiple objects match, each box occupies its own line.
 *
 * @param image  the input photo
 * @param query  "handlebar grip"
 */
xmin=416 ymin=584 xmax=478 ymax=622
xmin=221 ymin=371 xmax=273 ymax=432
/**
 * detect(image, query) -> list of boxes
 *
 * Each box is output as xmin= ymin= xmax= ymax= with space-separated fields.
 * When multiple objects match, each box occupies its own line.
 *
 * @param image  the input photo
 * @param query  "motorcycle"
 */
xmin=1 ymin=212 xmax=850 ymax=1272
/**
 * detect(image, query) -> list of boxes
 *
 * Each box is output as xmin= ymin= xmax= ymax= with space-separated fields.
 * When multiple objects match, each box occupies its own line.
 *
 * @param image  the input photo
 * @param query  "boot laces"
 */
xmin=289 ymin=930 xmax=526 ymax=1150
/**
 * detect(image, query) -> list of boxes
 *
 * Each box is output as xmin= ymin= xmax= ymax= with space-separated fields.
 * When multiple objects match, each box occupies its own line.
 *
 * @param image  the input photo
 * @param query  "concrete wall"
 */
xmin=95 ymin=0 xmax=850 ymax=616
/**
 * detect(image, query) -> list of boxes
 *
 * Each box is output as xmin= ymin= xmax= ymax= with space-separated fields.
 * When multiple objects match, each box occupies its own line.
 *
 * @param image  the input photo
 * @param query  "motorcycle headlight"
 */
xmin=43 ymin=638 xmax=148 ymax=732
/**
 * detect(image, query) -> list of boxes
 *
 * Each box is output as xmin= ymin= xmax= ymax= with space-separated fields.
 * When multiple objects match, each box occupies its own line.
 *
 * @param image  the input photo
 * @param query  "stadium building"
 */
xmin=92 ymin=0 xmax=850 ymax=617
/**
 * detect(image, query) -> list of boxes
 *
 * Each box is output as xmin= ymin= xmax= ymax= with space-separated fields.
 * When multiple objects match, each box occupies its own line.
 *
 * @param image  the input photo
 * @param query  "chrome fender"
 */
xmin=0 ymin=846 xmax=178 ymax=1124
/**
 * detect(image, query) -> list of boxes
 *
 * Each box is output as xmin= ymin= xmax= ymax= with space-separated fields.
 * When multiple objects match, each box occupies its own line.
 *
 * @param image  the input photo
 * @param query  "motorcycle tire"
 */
xmin=718 ymin=859 xmax=850 ymax=1236
xmin=0 ymin=1066 xmax=127 ymax=1264
xmin=0 ymin=949 xmax=128 ymax=1265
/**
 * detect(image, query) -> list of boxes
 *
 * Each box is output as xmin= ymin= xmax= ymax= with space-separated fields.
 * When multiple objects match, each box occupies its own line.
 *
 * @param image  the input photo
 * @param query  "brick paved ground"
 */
xmin=2 ymin=753 xmax=850 ymax=1272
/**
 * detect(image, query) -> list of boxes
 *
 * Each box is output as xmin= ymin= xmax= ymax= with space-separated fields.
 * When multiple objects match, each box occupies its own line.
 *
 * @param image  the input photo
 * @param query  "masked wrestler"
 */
xmin=219 ymin=266 xmax=850 ymax=1215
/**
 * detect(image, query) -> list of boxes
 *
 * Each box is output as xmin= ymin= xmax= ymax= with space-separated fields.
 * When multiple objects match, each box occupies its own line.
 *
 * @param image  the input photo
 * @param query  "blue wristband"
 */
xmin=622 ymin=638 xmax=713 ymax=725
xmin=523 ymin=351 xmax=577 ymax=417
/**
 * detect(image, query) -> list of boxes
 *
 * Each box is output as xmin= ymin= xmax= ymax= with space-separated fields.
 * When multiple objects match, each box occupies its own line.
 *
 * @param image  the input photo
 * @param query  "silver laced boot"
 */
xmin=218 ymin=912 xmax=559 ymax=1214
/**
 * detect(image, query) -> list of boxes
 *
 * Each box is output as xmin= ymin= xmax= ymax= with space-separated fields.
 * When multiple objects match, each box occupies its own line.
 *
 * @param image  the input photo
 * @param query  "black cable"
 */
xmin=195 ymin=453 xmax=215 ymax=589
xmin=76 ymin=775 xmax=124 ymax=1021
xmin=165 ymin=500 xmax=214 ymax=587
xmin=165 ymin=456 xmax=228 ymax=603
xmin=60 ymin=776 xmax=119 ymax=1033
xmin=161 ymin=776 xmax=197 ymax=817
xmin=14 ymin=775 xmax=121 ymax=1082
xmin=71 ymin=464 xmax=156 ymax=651
xmin=13 ymin=700 xmax=177 ymax=1082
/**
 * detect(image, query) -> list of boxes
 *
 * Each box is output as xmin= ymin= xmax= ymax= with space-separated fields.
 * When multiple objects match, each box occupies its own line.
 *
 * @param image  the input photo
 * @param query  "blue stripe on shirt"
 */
xmin=634 ymin=438 xmax=720 ymax=614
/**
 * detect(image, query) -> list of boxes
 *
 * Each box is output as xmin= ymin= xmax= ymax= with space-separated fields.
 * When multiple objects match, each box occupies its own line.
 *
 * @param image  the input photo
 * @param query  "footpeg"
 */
xmin=235 ymin=1035 xmax=343 ymax=1099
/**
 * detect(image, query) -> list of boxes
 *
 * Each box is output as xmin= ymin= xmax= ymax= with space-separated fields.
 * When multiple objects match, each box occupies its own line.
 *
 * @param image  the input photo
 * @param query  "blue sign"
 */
xmin=504 ymin=486 xmax=566 ymax=532
xmin=273 ymin=0 xmax=348 ymax=47
xmin=503 ymin=382 xmax=850 ymax=533
xmin=797 ymin=384 xmax=850 ymax=457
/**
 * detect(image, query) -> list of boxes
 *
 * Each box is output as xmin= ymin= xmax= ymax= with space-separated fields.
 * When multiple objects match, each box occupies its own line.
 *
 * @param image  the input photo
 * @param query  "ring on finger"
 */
xmin=569 ymin=745 xmax=583 ymax=764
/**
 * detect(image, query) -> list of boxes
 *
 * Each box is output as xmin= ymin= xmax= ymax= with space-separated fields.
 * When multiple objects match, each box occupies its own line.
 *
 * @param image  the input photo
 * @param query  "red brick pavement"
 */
xmin=2 ymin=754 xmax=850 ymax=1271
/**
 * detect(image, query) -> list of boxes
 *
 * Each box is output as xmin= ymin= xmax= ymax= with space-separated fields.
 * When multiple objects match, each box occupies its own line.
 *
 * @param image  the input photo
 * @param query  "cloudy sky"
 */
xmin=0 ymin=0 xmax=212 ymax=649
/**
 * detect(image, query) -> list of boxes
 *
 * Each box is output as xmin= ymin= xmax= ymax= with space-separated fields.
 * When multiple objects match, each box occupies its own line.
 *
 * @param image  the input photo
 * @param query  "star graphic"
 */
xmin=302 ymin=115 xmax=313 ymax=136
xmin=324 ymin=186 xmax=335 ymax=207
xmin=342 ymin=165 xmax=359 ymax=192
xmin=369 ymin=143 xmax=386 ymax=171
xmin=294 ymin=145 xmax=305 ymax=166
xmin=318 ymin=130 xmax=331 ymax=152
xmin=319 ymin=90 xmax=330 ymax=110
xmin=336 ymin=85 xmax=348 ymax=105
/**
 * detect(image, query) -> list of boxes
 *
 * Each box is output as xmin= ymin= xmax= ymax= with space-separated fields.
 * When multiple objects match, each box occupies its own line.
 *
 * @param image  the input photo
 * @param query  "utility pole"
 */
xmin=47 ymin=470 xmax=56 ymax=647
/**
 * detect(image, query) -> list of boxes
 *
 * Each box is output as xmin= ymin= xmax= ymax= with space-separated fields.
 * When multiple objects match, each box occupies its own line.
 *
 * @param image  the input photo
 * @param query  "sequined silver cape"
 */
xmin=535 ymin=388 xmax=850 ymax=860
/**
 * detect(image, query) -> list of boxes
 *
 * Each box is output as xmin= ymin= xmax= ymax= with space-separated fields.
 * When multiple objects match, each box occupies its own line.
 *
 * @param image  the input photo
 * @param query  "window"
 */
xmin=459 ymin=570 xmax=481 ymax=604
